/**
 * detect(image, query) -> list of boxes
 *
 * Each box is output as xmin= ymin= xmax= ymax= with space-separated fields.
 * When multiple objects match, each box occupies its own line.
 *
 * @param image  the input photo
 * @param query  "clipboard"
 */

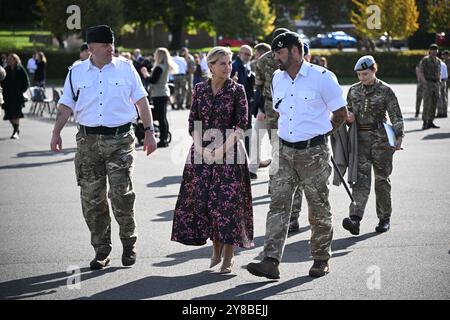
xmin=383 ymin=122 xmax=396 ymax=148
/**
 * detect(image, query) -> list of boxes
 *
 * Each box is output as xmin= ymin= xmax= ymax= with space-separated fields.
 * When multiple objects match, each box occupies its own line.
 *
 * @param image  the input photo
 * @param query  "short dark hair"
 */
xmin=254 ymin=43 xmax=271 ymax=55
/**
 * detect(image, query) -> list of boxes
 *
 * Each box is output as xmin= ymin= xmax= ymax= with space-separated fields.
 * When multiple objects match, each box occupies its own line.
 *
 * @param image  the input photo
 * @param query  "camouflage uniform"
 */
xmin=419 ymin=55 xmax=441 ymax=122
xmin=74 ymin=128 xmax=137 ymax=256
xmin=265 ymin=143 xmax=332 ymax=261
xmin=255 ymin=50 xmax=302 ymax=222
xmin=437 ymin=60 xmax=448 ymax=117
xmin=347 ymin=79 xmax=404 ymax=220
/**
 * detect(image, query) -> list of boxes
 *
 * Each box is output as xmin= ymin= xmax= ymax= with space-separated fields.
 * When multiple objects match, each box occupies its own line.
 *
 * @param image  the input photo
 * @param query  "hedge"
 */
xmin=316 ymin=50 xmax=427 ymax=78
xmin=4 ymin=49 xmax=427 ymax=81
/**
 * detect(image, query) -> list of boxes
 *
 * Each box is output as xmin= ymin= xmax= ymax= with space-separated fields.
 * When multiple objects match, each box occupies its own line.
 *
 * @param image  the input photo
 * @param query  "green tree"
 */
xmin=427 ymin=0 xmax=450 ymax=33
xmin=37 ymin=0 xmax=124 ymax=48
xmin=212 ymin=0 xmax=275 ymax=41
xmin=122 ymin=0 xmax=211 ymax=50
xmin=0 ymin=0 xmax=41 ymax=27
xmin=303 ymin=0 xmax=354 ymax=30
xmin=351 ymin=0 xmax=419 ymax=49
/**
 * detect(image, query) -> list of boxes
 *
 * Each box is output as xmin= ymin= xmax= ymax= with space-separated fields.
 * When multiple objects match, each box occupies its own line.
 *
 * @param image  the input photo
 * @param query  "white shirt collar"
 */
xmin=282 ymin=60 xmax=310 ymax=81
xmin=87 ymin=56 xmax=118 ymax=70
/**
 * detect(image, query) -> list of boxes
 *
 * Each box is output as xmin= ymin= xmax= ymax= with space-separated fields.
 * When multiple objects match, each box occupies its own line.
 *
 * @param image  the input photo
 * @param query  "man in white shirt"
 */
xmin=247 ymin=32 xmax=347 ymax=279
xmin=437 ymin=56 xmax=448 ymax=118
xmin=172 ymin=52 xmax=188 ymax=110
xmin=26 ymin=52 xmax=37 ymax=77
xmin=50 ymin=25 xmax=157 ymax=270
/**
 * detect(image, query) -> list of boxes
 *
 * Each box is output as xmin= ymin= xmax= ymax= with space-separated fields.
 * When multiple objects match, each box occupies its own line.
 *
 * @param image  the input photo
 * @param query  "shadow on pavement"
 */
xmin=16 ymin=148 xmax=77 ymax=158
xmin=0 ymin=267 xmax=125 ymax=300
xmin=153 ymin=236 xmax=267 ymax=268
xmin=147 ymin=175 xmax=182 ymax=188
xmin=193 ymin=275 xmax=314 ymax=300
xmin=78 ymin=270 xmax=234 ymax=300
xmin=0 ymin=157 xmax=74 ymax=170
xmin=422 ymin=133 xmax=450 ymax=140
xmin=151 ymin=210 xmax=174 ymax=222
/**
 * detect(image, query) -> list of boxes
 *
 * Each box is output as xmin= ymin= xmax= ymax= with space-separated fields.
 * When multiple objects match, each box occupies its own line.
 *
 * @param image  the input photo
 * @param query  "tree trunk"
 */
xmin=168 ymin=23 xmax=183 ymax=50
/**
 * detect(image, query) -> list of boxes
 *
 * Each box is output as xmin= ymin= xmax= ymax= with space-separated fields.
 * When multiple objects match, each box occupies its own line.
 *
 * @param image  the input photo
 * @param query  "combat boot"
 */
xmin=247 ymin=257 xmax=280 ymax=279
xmin=90 ymin=252 xmax=111 ymax=270
xmin=342 ymin=216 xmax=361 ymax=235
xmin=122 ymin=245 xmax=137 ymax=266
xmin=429 ymin=121 xmax=440 ymax=129
xmin=375 ymin=219 xmax=390 ymax=233
xmin=288 ymin=219 xmax=300 ymax=234
xmin=309 ymin=259 xmax=330 ymax=277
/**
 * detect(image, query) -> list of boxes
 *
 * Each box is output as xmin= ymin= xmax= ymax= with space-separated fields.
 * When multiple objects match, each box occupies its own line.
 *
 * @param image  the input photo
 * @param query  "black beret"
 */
xmin=86 ymin=25 xmax=114 ymax=44
xmin=80 ymin=42 xmax=88 ymax=52
xmin=271 ymin=31 xmax=303 ymax=52
xmin=272 ymin=28 xmax=290 ymax=40
xmin=429 ymin=43 xmax=439 ymax=50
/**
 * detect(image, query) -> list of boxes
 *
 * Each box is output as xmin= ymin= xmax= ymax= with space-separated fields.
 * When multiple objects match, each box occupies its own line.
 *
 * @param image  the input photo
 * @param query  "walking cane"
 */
xmin=330 ymin=156 xmax=355 ymax=206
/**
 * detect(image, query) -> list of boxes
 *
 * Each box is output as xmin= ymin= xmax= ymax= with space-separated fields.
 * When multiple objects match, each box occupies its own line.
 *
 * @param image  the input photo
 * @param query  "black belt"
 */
xmin=79 ymin=123 xmax=131 ymax=135
xmin=359 ymin=122 xmax=384 ymax=131
xmin=280 ymin=135 xmax=326 ymax=150
xmin=425 ymin=78 xmax=439 ymax=83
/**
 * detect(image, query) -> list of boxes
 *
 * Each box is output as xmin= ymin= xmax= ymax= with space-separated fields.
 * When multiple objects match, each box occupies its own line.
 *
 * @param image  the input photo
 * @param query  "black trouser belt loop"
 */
xmin=280 ymin=134 xmax=326 ymax=150
xmin=79 ymin=123 xmax=131 ymax=135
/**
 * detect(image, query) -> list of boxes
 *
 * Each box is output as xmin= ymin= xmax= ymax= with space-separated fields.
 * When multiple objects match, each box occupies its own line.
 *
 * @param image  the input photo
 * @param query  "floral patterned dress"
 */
xmin=171 ymin=79 xmax=254 ymax=248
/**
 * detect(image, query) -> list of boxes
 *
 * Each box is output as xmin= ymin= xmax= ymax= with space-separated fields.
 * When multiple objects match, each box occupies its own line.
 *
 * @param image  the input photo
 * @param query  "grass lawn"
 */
xmin=0 ymin=30 xmax=53 ymax=51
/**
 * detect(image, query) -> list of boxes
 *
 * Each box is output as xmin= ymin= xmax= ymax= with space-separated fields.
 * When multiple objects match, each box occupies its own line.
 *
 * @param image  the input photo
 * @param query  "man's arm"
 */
xmin=135 ymin=97 xmax=157 ymax=155
xmin=50 ymin=104 xmax=73 ymax=152
xmin=330 ymin=106 xmax=348 ymax=133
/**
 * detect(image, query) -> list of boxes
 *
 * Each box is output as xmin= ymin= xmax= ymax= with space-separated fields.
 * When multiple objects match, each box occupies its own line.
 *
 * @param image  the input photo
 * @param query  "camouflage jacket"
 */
xmin=255 ymin=51 xmax=278 ymax=99
xmin=419 ymin=55 xmax=441 ymax=81
xmin=347 ymin=78 xmax=404 ymax=138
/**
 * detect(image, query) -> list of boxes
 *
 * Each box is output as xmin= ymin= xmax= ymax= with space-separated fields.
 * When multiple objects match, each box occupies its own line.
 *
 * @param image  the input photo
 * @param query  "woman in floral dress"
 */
xmin=171 ymin=47 xmax=254 ymax=273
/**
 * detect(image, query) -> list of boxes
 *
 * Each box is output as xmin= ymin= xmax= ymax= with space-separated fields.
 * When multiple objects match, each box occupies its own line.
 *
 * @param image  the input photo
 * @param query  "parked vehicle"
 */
xmin=310 ymin=31 xmax=357 ymax=48
xmin=218 ymin=37 xmax=248 ymax=47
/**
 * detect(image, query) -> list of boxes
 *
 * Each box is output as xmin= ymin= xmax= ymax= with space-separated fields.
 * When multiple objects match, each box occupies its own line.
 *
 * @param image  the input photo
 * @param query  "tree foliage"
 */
xmin=427 ymin=0 xmax=450 ymax=33
xmin=212 ymin=0 xmax=275 ymax=40
xmin=351 ymin=0 xmax=419 ymax=40
xmin=37 ymin=0 xmax=124 ymax=39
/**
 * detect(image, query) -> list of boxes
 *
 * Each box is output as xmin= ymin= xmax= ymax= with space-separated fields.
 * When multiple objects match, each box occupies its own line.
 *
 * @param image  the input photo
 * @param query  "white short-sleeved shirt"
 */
xmin=173 ymin=56 xmax=187 ymax=75
xmin=441 ymin=60 xmax=448 ymax=80
xmin=271 ymin=61 xmax=346 ymax=142
xmin=58 ymin=56 xmax=148 ymax=127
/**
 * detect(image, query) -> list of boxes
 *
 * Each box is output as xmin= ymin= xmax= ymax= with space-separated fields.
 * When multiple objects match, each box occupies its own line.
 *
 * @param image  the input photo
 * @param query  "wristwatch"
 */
xmin=144 ymin=126 xmax=154 ymax=132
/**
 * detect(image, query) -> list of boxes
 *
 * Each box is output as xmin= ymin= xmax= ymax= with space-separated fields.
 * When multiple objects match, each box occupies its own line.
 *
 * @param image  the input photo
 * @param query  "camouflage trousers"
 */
xmin=264 ymin=142 xmax=332 ymax=261
xmin=437 ymin=81 xmax=448 ymax=117
xmin=422 ymin=81 xmax=440 ymax=122
xmin=350 ymin=130 xmax=395 ymax=220
xmin=264 ymin=99 xmax=302 ymax=220
xmin=416 ymin=81 xmax=424 ymax=115
xmin=74 ymin=128 xmax=137 ymax=256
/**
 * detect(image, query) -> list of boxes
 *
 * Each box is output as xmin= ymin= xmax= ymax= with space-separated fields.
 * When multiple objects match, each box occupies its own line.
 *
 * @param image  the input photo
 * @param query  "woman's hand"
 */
xmin=394 ymin=137 xmax=403 ymax=151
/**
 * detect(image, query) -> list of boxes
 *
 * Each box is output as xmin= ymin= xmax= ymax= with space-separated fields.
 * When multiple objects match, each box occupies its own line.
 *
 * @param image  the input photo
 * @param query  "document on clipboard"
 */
xmin=383 ymin=122 xmax=396 ymax=148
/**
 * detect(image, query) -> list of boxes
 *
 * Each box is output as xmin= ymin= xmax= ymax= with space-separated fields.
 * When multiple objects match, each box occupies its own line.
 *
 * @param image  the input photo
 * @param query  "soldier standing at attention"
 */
xmin=255 ymin=28 xmax=303 ymax=234
xmin=247 ymin=32 xmax=347 ymax=279
xmin=50 ymin=25 xmax=157 ymax=270
xmin=342 ymin=56 xmax=404 ymax=236
xmin=419 ymin=44 xmax=441 ymax=130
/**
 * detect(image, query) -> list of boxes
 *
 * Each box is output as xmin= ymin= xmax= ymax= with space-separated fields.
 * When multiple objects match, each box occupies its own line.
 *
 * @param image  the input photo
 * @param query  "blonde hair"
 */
xmin=37 ymin=51 xmax=47 ymax=64
xmin=206 ymin=46 xmax=232 ymax=72
xmin=8 ymin=53 xmax=22 ymax=67
xmin=154 ymin=47 xmax=177 ymax=74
